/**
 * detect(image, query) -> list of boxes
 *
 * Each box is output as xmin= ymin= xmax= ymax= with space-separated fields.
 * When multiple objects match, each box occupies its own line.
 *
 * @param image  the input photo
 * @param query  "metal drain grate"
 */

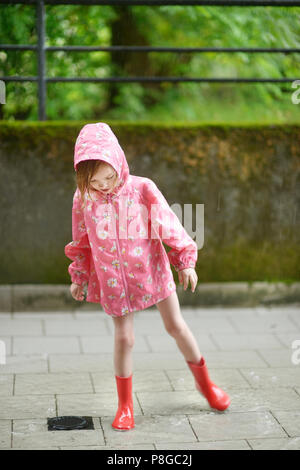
xmin=47 ymin=416 xmax=94 ymax=431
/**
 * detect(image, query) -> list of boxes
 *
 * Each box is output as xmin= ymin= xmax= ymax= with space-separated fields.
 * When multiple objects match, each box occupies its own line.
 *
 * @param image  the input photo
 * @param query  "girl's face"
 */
xmin=89 ymin=163 xmax=119 ymax=194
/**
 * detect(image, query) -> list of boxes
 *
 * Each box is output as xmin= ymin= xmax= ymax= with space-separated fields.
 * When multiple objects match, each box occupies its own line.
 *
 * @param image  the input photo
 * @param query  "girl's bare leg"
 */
xmin=112 ymin=312 xmax=135 ymax=377
xmin=156 ymin=291 xmax=202 ymax=364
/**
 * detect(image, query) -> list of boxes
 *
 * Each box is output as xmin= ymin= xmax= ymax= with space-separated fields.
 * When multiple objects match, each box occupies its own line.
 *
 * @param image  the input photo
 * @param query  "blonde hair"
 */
xmin=75 ymin=160 xmax=117 ymax=207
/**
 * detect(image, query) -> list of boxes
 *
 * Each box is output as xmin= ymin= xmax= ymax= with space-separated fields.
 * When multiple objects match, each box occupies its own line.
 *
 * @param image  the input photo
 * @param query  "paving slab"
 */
xmin=44 ymin=319 xmax=110 ymax=336
xmin=166 ymin=368 xmax=251 ymax=390
xmin=92 ymin=370 xmax=173 ymax=393
xmin=248 ymin=437 xmax=300 ymax=450
xmin=0 ymin=355 xmax=48 ymax=374
xmin=73 ymin=310 xmax=109 ymax=320
xmin=13 ymin=336 xmax=81 ymax=355
xmin=146 ymin=333 xmax=217 ymax=352
xmin=137 ymin=387 xmax=300 ymax=415
xmin=14 ymin=373 xmax=94 ymax=395
xmin=192 ymin=307 xmax=257 ymax=317
xmin=101 ymin=415 xmax=197 ymax=446
xmin=12 ymin=312 xmax=75 ymax=320
xmin=0 ymin=395 xmax=56 ymax=419
xmin=254 ymin=306 xmax=300 ymax=315
xmin=0 ymin=420 xmax=11 ymax=449
xmin=240 ymin=367 xmax=300 ymax=388
xmin=49 ymin=353 xmax=114 ymax=372
xmin=211 ymin=333 xmax=284 ymax=350
xmin=257 ymin=349 xmax=298 ymax=367
xmin=220 ymin=387 xmax=300 ymax=412
xmin=287 ymin=313 xmax=300 ymax=329
xmin=132 ymin=352 xmax=190 ymax=370
xmin=11 ymin=419 xmax=104 ymax=449
xmin=0 ymin=319 xmax=43 ymax=336
xmin=229 ymin=315 xmax=298 ymax=334
xmin=188 ymin=411 xmax=287 ymax=441
xmin=0 ymin=375 xmax=14 ymax=396
xmin=155 ymin=440 xmax=251 ymax=450
xmin=1 ymin=304 xmax=299 ymax=450
xmin=272 ymin=411 xmax=300 ymax=437
xmin=137 ymin=390 xmax=220 ymax=414
xmin=180 ymin=316 xmax=237 ymax=333
xmin=200 ymin=350 xmax=269 ymax=368
xmin=275 ymin=333 xmax=300 ymax=348
xmin=80 ymin=335 xmax=150 ymax=353
xmin=56 ymin=392 xmax=143 ymax=417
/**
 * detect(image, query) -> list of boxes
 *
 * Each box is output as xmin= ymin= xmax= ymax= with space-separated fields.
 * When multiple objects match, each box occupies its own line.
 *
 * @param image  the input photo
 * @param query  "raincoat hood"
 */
xmin=74 ymin=122 xmax=129 ymax=197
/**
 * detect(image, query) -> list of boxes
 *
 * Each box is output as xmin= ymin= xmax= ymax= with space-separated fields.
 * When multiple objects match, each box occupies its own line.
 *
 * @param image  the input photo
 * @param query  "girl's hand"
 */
xmin=178 ymin=268 xmax=198 ymax=293
xmin=70 ymin=283 xmax=85 ymax=301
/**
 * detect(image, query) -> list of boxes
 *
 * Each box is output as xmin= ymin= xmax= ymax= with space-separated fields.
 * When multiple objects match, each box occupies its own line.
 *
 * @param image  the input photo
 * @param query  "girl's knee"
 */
xmin=115 ymin=333 xmax=135 ymax=349
xmin=166 ymin=322 xmax=187 ymax=338
xmin=113 ymin=312 xmax=134 ymax=347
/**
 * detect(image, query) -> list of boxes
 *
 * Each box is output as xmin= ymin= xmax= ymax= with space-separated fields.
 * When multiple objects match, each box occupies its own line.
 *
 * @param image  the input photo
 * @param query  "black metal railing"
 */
xmin=1 ymin=0 xmax=299 ymax=120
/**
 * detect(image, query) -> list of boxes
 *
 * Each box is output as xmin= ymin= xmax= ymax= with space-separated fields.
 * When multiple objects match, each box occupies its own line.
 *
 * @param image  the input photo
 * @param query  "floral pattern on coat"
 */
xmin=64 ymin=122 xmax=198 ymax=318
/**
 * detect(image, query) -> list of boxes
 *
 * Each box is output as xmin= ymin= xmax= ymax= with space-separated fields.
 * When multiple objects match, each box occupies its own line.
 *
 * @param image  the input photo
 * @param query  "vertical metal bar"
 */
xmin=37 ymin=0 xmax=46 ymax=120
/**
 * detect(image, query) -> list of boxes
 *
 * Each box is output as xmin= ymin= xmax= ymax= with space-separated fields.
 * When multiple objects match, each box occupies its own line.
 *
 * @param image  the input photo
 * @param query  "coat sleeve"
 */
xmin=143 ymin=179 xmax=198 ymax=272
xmin=64 ymin=189 xmax=91 ymax=287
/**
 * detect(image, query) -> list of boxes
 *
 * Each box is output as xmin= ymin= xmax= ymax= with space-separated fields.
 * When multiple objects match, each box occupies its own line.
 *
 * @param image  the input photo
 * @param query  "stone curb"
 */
xmin=0 ymin=282 xmax=300 ymax=312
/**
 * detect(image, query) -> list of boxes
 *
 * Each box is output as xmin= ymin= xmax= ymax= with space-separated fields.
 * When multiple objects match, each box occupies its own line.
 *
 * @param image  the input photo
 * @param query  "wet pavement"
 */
xmin=0 ymin=304 xmax=300 ymax=450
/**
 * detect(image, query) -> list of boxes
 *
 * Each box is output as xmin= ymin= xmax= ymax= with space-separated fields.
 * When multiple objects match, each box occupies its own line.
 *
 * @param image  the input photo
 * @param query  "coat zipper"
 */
xmin=107 ymin=192 xmax=132 ymax=312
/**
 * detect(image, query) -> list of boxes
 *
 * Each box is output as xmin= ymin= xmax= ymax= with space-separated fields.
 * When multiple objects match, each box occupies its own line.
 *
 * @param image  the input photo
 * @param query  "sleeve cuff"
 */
xmin=174 ymin=262 xmax=196 ymax=272
xmin=69 ymin=268 xmax=89 ymax=287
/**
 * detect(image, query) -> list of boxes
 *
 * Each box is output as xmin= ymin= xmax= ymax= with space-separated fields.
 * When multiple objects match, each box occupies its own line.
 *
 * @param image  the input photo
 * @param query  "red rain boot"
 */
xmin=186 ymin=357 xmax=231 ymax=411
xmin=111 ymin=373 xmax=135 ymax=431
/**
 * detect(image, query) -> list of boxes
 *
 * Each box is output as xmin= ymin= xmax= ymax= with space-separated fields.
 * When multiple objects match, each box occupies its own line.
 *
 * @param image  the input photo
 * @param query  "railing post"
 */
xmin=37 ymin=0 xmax=46 ymax=121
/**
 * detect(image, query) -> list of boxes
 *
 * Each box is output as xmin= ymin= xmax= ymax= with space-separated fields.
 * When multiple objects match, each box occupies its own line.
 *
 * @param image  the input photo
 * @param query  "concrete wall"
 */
xmin=0 ymin=121 xmax=299 ymax=286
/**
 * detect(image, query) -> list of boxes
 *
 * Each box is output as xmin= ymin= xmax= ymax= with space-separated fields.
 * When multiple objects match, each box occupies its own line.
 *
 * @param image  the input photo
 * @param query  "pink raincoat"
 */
xmin=64 ymin=122 xmax=198 ymax=317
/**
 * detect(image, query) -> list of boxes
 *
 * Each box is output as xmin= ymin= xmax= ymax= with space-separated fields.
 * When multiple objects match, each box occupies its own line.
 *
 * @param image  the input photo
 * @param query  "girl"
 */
xmin=64 ymin=122 xmax=230 ymax=431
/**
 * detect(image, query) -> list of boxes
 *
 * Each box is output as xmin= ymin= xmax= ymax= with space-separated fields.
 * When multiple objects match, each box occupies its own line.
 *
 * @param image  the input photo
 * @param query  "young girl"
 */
xmin=64 ymin=122 xmax=230 ymax=431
